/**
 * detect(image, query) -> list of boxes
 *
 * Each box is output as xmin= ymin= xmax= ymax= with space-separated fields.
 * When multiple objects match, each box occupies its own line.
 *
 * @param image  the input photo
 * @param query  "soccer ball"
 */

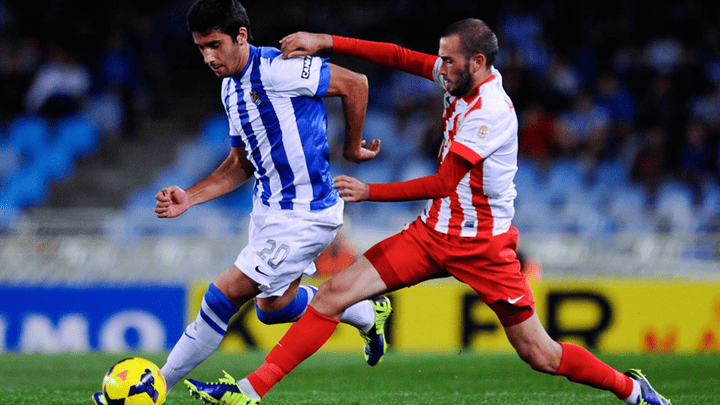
xmin=100 ymin=357 xmax=167 ymax=405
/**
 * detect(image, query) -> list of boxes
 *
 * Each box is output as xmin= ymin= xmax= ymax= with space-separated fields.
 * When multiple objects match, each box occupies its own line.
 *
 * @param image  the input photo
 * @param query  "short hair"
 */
xmin=441 ymin=18 xmax=498 ymax=67
xmin=187 ymin=0 xmax=253 ymax=42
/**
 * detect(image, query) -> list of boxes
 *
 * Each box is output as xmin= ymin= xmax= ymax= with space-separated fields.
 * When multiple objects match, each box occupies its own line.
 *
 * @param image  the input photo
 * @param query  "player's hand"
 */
xmin=155 ymin=185 xmax=190 ymax=218
xmin=280 ymin=32 xmax=333 ymax=59
xmin=344 ymin=138 xmax=381 ymax=163
xmin=332 ymin=174 xmax=370 ymax=202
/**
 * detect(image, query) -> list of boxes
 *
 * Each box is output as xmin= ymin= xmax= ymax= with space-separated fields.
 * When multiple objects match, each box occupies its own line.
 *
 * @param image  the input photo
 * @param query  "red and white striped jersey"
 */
xmin=421 ymin=64 xmax=518 ymax=237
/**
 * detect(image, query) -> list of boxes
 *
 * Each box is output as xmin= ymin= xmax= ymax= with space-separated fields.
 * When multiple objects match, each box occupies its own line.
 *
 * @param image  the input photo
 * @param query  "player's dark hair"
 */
xmin=441 ymin=18 xmax=498 ymax=67
xmin=187 ymin=0 xmax=253 ymax=42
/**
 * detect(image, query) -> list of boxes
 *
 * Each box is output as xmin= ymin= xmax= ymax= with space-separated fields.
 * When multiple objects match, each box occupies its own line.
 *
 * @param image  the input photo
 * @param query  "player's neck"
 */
xmin=234 ymin=43 xmax=251 ymax=75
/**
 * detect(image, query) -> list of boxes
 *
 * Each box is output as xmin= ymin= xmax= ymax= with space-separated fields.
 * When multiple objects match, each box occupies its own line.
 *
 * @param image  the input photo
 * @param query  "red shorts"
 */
xmin=364 ymin=219 xmax=535 ymax=326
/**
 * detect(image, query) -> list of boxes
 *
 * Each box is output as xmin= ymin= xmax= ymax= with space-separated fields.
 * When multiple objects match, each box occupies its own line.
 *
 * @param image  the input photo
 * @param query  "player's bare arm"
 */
xmin=155 ymin=147 xmax=254 ymax=218
xmin=332 ymin=174 xmax=370 ymax=202
xmin=279 ymin=32 xmax=332 ymax=59
xmin=325 ymin=63 xmax=381 ymax=163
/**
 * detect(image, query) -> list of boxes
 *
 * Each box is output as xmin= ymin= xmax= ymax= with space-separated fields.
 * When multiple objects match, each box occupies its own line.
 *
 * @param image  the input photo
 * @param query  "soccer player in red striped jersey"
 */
xmin=184 ymin=19 xmax=672 ymax=405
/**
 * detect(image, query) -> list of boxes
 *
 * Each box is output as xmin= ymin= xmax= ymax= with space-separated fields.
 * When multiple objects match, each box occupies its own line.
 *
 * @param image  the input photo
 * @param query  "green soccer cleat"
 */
xmin=625 ymin=369 xmax=672 ymax=405
xmin=184 ymin=370 xmax=260 ymax=405
xmin=360 ymin=296 xmax=392 ymax=366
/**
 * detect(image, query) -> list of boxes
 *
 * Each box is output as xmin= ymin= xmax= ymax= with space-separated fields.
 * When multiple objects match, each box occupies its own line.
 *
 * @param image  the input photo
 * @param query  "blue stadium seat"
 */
xmin=0 ymin=201 xmax=21 ymax=232
xmin=2 ymin=164 xmax=49 ymax=208
xmin=7 ymin=115 xmax=49 ymax=162
xmin=0 ymin=144 xmax=22 ymax=185
xmin=608 ymin=184 xmax=651 ymax=232
xmin=655 ymin=180 xmax=696 ymax=232
xmin=54 ymin=115 xmax=100 ymax=158
xmin=592 ymin=159 xmax=630 ymax=188
xmin=514 ymin=158 xmax=543 ymax=195
xmin=697 ymin=183 xmax=720 ymax=232
xmin=199 ymin=114 xmax=231 ymax=146
xmin=398 ymin=157 xmax=436 ymax=181
xmin=36 ymin=143 xmax=75 ymax=182
xmin=546 ymin=159 xmax=587 ymax=193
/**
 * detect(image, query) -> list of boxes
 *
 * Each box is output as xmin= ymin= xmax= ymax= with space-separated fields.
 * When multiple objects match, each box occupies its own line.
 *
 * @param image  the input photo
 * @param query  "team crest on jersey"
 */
xmin=251 ymin=89 xmax=261 ymax=106
xmin=478 ymin=125 xmax=488 ymax=140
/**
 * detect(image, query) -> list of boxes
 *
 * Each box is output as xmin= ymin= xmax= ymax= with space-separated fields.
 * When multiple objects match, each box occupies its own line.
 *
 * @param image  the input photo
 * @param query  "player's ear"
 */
xmin=470 ymin=53 xmax=486 ymax=74
xmin=236 ymin=27 xmax=249 ymax=44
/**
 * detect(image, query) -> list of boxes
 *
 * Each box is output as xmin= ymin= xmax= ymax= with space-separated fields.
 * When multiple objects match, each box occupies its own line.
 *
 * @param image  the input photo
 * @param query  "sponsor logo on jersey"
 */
xmin=301 ymin=56 xmax=312 ymax=79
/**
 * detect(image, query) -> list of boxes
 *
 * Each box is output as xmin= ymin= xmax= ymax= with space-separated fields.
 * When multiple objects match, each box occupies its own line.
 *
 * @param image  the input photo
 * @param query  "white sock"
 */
xmin=340 ymin=299 xmax=375 ymax=333
xmin=161 ymin=285 xmax=236 ymax=390
xmin=300 ymin=285 xmax=375 ymax=333
xmin=161 ymin=313 xmax=226 ymax=390
xmin=237 ymin=378 xmax=261 ymax=399
xmin=624 ymin=379 xmax=640 ymax=404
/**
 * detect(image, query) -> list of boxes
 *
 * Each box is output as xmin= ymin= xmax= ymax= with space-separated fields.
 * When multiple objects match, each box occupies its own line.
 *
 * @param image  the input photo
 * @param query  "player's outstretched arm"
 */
xmin=279 ymin=32 xmax=333 ymax=59
xmin=282 ymin=32 xmax=436 ymax=80
xmin=326 ymin=63 xmax=381 ymax=163
xmin=154 ymin=147 xmax=254 ymax=218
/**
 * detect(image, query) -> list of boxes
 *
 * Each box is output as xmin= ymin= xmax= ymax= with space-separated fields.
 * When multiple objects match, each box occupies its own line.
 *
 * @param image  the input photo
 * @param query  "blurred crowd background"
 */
xmin=1 ymin=0 xmax=720 ymax=280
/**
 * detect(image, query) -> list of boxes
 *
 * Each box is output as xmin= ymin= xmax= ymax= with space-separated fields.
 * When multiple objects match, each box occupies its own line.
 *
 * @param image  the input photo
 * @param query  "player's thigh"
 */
xmin=445 ymin=227 xmax=535 ymax=325
xmin=363 ymin=220 xmax=442 ymax=289
xmin=213 ymin=265 xmax=263 ymax=308
xmin=235 ymin=209 xmax=342 ymax=298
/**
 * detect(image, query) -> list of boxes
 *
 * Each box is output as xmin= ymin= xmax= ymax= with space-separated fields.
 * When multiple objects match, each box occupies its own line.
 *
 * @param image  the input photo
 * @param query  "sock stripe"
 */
xmin=199 ymin=308 xmax=226 ymax=335
xmin=205 ymin=283 xmax=239 ymax=323
xmin=255 ymin=286 xmax=308 ymax=324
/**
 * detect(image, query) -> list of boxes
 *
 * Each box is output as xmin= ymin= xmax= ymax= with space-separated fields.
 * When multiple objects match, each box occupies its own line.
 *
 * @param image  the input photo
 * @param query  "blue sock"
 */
xmin=255 ymin=285 xmax=316 ymax=324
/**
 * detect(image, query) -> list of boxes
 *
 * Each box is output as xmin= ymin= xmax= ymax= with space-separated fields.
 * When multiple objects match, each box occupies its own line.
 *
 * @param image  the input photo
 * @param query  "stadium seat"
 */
xmin=0 ymin=144 xmax=22 ymax=185
xmin=655 ymin=180 xmax=696 ymax=232
xmin=0 ymin=201 xmax=21 ymax=232
xmin=7 ymin=115 xmax=49 ymax=162
xmin=546 ymin=159 xmax=587 ymax=193
xmin=36 ymin=142 xmax=75 ymax=182
xmin=608 ymin=184 xmax=651 ymax=232
xmin=592 ymin=159 xmax=631 ymax=188
xmin=698 ymin=182 xmax=720 ymax=232
xmin=199 ymin=114 xmax=231 ymax=146
xmin=54 ymin=114 xmax=100 ymax=158
xmin=514 ymin=158 xmax=543 ymax=195
xmin=398 ymin=157 xmax=436 ymax=181
xmin=2 ymin=165 xmax=49 ymax=208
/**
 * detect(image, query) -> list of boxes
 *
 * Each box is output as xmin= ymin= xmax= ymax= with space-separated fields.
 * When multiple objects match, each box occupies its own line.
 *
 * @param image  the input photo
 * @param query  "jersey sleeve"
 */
xmin=368 ymin=152 xmax=472 ymax=201
xmin=264 ymin=51 xmax=331 ymax=97
xmin=451 ymin=108 xmax=513 ymax=162
xmin=332 ymin=35 xmax=438 ymax=81
xmin=220 ymin=77 xmax=245 ymax=148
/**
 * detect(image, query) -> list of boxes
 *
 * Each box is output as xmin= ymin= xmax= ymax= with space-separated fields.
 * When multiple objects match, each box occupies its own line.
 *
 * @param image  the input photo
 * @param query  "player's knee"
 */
xmin=313 ymin=281 xmax=349 ymax=316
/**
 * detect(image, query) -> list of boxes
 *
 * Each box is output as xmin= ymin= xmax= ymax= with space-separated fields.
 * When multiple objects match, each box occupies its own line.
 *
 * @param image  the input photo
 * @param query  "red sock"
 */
xmin=247 ymin=306 xmax=339 ymax=397
xmin=554 ymin=343 xmax=633 ymax=400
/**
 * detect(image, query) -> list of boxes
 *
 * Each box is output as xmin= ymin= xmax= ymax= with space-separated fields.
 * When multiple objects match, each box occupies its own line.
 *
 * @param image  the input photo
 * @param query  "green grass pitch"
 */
xmin=2 ymin=351 xmax=717 ymax=404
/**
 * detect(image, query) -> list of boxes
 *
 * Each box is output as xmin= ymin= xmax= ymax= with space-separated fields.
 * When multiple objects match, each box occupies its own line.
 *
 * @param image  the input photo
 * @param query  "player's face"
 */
xmin=192 ymin=30 xmax=246 ymax=78
xmin=438 ymin=34 xmax=474 ymax=97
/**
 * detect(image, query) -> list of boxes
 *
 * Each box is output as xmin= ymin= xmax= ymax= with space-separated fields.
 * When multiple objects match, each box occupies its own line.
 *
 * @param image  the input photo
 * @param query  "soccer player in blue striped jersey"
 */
xmin=91 ymin=1 xmax=390 ymax=404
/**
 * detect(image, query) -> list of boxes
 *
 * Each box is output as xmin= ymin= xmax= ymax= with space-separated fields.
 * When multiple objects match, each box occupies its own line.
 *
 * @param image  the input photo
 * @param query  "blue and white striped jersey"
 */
xmin=222 ymin=45 xmax=336 ymax=211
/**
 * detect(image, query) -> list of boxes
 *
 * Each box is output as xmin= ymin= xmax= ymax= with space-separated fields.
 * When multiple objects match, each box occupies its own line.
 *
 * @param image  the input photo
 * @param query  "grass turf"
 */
xmin=2 ymin=351 xmax=717 ymax=404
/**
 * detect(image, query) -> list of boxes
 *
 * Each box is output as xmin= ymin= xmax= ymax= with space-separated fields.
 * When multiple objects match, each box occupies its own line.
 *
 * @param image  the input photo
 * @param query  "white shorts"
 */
xmin=234 ymin=197 xmax=344 ymax=298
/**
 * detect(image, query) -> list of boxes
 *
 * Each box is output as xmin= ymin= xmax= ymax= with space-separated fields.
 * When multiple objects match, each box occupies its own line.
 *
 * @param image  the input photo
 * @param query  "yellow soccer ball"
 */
xmin=101 ymin=357 xmax=167 ymax=405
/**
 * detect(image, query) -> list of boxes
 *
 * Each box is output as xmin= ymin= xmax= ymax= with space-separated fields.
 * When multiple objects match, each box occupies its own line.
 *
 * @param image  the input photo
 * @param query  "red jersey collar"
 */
xmin=461 ymin=74 xmax=496 ymax=103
